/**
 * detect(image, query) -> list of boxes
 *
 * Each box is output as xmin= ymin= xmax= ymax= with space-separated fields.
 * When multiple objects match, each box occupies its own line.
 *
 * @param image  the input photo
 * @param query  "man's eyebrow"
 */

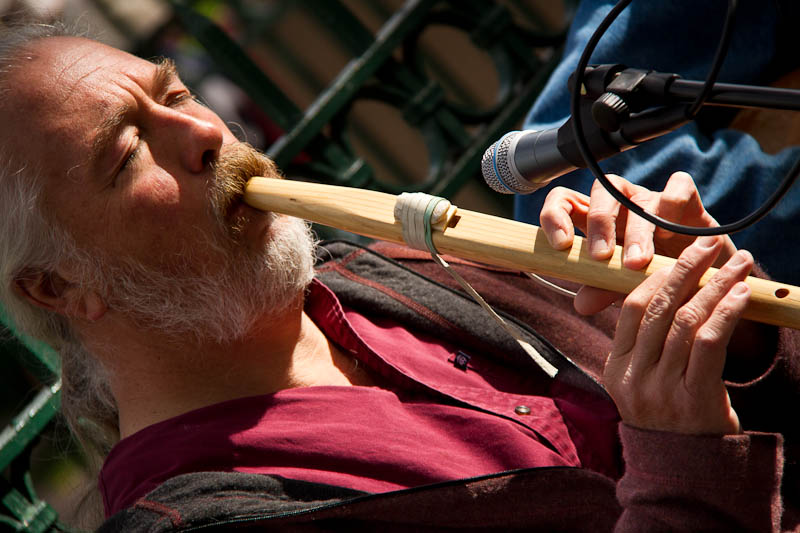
xmin=89 ymin=105 xmax=130 ymax=173
xmin=151 ymin=57 xmax=179 ymax=101
xmin=89 ymin=59 xmax=180 ymax=172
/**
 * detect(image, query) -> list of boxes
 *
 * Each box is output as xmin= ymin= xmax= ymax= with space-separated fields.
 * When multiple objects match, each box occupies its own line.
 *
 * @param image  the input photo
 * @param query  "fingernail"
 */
xmin=729 ymin=250 xmax=751 ymax=267
xmin=731 ymin=282 xmax=749 ymax=297
xmin=552 ymin=229 xmax=570 ymax=249
xmin=626 ymin=244 xmax=642 ymax=262
xmin=590 ymin=236 xmax=608 ymax=256
xmin=695 ymin=236 xmax=719 ymax=249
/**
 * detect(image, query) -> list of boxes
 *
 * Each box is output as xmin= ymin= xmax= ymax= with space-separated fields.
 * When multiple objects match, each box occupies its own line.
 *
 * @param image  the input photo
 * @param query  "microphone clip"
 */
xmin=569 ymin=64 xmax=683 ymax=132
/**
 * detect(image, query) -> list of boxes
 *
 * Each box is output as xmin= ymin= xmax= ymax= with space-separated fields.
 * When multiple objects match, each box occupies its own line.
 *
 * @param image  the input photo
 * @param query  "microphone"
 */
xmin=482 ymin=103 xmax=690 ymax=195
xmin=482 ymin=128 xmax=575 ymax=195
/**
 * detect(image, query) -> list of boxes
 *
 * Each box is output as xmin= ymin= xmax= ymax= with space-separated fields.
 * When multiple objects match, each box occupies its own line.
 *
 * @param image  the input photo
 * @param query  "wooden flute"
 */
xmin=244 ymin=177 xmax=800 ymax=330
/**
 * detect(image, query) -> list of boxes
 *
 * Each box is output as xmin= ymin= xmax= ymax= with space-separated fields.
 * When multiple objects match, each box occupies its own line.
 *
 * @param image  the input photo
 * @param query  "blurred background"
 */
xmin=0 ymin=0 xmax=574 ymax=529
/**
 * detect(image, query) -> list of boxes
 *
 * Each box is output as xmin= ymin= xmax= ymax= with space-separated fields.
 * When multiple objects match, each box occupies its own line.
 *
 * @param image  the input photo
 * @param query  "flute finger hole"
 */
xmin=775 ymin=288 xmax=790 ymax=299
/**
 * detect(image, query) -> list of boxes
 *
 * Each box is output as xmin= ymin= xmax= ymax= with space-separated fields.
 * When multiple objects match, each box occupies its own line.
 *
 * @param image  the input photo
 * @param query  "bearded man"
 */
xmin=0 ymin=23 xmax=796 ymax=532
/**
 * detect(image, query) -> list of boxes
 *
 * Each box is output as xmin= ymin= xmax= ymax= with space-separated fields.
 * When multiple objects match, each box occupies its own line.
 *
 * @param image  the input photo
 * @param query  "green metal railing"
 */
xmin=1 ymin=0 xmax=573 ymax=529
xmin=170 ymin=0 xmax=570 ymax=196
xmin=0 ymin=307 xmax=67 ymax=531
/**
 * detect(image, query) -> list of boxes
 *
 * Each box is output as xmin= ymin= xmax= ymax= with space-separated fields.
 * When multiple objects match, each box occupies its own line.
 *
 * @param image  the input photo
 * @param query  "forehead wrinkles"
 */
xmin=54 ymin=47 xmax=104 ymax=101
xmin=1 ymin=45 xmax=102 ymax=136
xmin=23 ymin=47 xmax=147 ymax=178
xmin=22 ymin=38 xmax=151 ymax=115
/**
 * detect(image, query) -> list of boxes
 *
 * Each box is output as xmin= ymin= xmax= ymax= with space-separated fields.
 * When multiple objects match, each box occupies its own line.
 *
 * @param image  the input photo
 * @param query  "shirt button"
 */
xmin=514 ymin=405 xmax=531 ymax=416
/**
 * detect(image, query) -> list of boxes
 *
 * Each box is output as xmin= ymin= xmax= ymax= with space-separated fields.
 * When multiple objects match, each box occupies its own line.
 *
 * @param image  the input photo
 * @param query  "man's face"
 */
xmin=2 ymin=36 xmax=273 ymax=272
xmin=3 ymin=37 xmax=316 ymax=341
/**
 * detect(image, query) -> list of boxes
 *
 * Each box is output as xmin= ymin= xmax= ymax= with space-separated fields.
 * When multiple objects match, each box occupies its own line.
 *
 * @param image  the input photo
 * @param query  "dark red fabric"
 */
xmin=99 ymin=279 xmax=618 ymax=517
xmin=373 ymin=242 xmax=796 ymax=530
xmin=616 ymin=426 xmax=784 ymax=532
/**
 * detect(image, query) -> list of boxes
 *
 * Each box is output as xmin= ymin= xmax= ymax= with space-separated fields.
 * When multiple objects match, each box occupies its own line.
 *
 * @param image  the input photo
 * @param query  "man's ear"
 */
xmin=15 ymin=270 xmax=107 ymax=322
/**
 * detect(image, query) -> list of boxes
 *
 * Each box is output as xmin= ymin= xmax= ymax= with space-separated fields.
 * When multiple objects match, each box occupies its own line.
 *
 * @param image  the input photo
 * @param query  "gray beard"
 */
xmin=70 ymin=214 xmax=316 ymax=343
xmin=65 ymin=143 xmax=317 ymax=343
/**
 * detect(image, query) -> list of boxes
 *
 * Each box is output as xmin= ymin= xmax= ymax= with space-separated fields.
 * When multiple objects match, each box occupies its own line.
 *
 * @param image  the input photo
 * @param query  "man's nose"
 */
xmin=159 ymin=110 xmax=224 ymax=174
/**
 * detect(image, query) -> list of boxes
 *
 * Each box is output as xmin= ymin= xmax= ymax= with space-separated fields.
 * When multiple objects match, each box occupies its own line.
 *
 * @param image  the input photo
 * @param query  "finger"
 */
xmin=628 ymin=235 xmax=723 ymax=375
xmin=574 ymin=286 xmax=624 ymax=315
xmin=620 ymin=187 xmax=658 ymax=270
xmin=604 ymin=268 xmax=671 ymax=394
xmin=539 ymin=187 xmax=590 ymax=250
xmin=687 ymin=282 xmax=750 ymax=389
xmin=685 ymin=255 xmax=753 ymax=387
xmin=657 ymin=250 xmax=754 ymax=382
xmin=587 ymin=175 xmax=656 ymax=263
xmin=608 ymin=268 xmax=671 ymax=367
xmin=586 ymin=177 xmax=624 ymax=260
xmin=681 ymin=278 xmax=749 ymax=437
xmin=653 ymin=171 xmax=701 ymax=241
xmin=655 ymin=172 xmax=739 ymax=264
xmin=611 ymin=236 xmax=720 ymax=361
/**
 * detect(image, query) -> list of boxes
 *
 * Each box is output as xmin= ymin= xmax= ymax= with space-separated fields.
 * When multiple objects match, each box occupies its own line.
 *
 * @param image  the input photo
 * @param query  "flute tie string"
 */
xmin=394 ymin=193 xmax=558 ymax=378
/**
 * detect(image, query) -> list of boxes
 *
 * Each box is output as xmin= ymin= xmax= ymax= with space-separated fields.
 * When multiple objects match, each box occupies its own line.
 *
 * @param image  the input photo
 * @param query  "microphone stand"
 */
xmin=554 ymin=63 xmax=800 ymax=174
xmin=576 ymin=64 xmax=800 ymax=133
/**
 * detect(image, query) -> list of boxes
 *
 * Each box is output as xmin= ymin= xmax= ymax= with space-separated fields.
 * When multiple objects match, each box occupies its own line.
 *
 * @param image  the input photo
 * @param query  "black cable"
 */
xmin=570 ymin=0 xmax=800 ymax=236
xmin=685 ymin=0 xmax=738 ymax=118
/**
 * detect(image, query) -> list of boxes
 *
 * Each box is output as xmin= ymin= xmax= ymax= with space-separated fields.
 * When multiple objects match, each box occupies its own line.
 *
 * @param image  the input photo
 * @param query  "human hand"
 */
xmin=539 ymin=172 xmax=738 ymax=314
xmin=604 ymin=236 xmax=753 ymax=435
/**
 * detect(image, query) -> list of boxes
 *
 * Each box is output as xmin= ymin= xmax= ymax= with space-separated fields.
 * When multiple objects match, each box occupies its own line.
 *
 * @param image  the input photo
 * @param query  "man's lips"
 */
xmin=214 ymin=169 xmax=274 ymax=224
xmin=227 ymin=196 xmax=253 ymax=220
xmin=227 ymin=194 xmax=269 ymax=222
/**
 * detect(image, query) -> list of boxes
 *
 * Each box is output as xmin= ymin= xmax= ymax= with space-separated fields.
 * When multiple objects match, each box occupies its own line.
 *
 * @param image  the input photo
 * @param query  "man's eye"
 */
xmin=117 ymin=139 xmax=141 ymax=178
xmin=167 ymin=91 xmax=194 ymax=107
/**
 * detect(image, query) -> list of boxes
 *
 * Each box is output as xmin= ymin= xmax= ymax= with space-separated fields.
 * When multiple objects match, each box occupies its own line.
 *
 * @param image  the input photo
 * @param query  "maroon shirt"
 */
xmin=99 ymin=280 xmax=618 ymax=517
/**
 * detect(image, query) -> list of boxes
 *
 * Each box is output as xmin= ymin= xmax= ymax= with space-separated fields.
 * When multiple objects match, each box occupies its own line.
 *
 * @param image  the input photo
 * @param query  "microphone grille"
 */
xmin=481 ymin=132 xmax=539 ymax=195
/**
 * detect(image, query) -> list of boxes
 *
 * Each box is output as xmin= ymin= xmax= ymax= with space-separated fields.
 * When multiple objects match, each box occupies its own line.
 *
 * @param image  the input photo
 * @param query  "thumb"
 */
xmin=574 ymin=286 xmax=623 ymax=315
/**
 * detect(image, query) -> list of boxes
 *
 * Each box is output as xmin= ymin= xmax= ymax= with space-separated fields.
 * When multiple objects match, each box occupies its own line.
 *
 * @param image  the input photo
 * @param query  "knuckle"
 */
xmin=713 ymin=302 xmax=739 ymax=324
xmin=602 ymin=174 xmax=626 ymax=189
xmin=621 ymin=292 xmax=649 ymax=316
xmin=627 ymin=187 xmax=653 ymax=204
xmin=668 ymin=171 xmax=696 ymax=190
xmin=703 ymin=270 xmax=746 ymax=302
xmin=721 ymin=251 xmax=753 ymax=273
xmin=692 ymin=318 xmax=731 ymax=350
xmin=673 ymin=253 xmax=702 ymax=278
xmin=628 ymin=193 xmax=658 ymax=218
xmin=692 ymin=330 xmax=720 ymax=353
xmin=703 ymin=276 xmax=729 ymax=297
xmin=704 ymin=309 xmax=736 ymax=338
xmin=642 ymin=291 xmax=674 ymax=324
xmin=661 ymin=173 xmax=697 ymax=207
xmin=538 ymin=209 xmax=558 ymax=228
xmin=591 ymin=178 xmax=610 ymax=192
xmin=661 ymin=188 xmax=690 ymax=209
xmin=545 ymin=186 xmax=571 ymax=202
xmin=587 ymin=200 xmax=617 ymax=217
xmin=672 ymin=305 xmax=703 ymax=332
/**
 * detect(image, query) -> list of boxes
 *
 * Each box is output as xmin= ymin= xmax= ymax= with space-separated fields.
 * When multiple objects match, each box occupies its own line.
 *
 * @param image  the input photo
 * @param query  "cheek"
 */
xmin=117 ymin=172 xmax=213 ymax=253
xmin=124 ymin=174 xmax=181 ymax=227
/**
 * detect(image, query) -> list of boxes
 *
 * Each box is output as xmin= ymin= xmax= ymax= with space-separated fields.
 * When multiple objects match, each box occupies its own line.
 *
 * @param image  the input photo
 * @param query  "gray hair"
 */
xmin=0 ymin=21 xmax=118 ymax=500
